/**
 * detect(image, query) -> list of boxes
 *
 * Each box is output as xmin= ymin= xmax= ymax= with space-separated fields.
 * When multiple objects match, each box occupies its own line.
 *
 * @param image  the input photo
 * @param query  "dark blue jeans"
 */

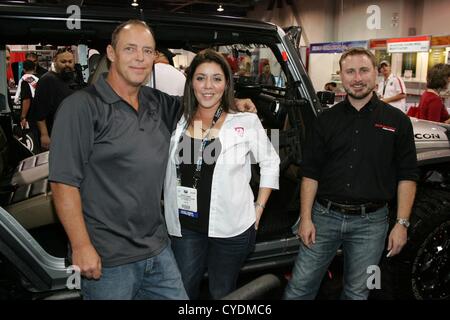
xmin=284 ymin=201 xmax=388 ymax=300
xmin=81 ymin=244 xmax=188 ymax=300
xmin=171 ymin=225 xmax=256 ymax=299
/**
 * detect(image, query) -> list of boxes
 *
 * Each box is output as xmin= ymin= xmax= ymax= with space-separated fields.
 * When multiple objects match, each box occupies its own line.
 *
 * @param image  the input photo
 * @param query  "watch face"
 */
xmin=397 ymin=219 xmax=410 ymax=228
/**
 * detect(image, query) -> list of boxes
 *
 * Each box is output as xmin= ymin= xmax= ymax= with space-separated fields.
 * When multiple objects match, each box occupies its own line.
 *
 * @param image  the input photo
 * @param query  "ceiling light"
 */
xmin=217 ymin=4 xmax=224 ymax=12
xmin=131 ymin=0 xmax=139 ymax=7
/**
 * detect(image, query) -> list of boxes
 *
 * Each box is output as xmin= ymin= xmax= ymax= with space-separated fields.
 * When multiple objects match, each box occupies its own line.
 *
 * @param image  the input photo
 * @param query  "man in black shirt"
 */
xmin=25 ymin=52 xmax=48 ymax=78
xmin=33 ymin=48 xmax=76 ymax=150
xmin=284 ymin=48 xmax=418 ymax=300
xmin=16 ymin=60 xmax=40 ymax=151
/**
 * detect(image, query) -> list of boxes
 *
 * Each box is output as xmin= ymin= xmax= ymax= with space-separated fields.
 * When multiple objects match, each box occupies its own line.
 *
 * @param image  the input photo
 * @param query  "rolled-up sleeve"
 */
xmin=249 ymin=115 xmax=280 ymax=189
xmin=48 ymin=92 xmax=95 ymax=188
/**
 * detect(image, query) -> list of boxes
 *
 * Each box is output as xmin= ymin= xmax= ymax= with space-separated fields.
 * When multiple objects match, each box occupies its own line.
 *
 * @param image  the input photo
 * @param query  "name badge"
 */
xmin=177 ymin=186 xmax=198 ymax=218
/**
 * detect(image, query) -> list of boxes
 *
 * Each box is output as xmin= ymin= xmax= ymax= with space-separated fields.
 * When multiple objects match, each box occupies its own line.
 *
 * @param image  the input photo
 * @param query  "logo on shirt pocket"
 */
xmin=375 ymin=123 xmax=396 ymax=133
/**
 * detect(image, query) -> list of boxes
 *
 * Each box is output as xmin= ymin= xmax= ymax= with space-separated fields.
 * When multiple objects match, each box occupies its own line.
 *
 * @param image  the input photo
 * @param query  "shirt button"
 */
xmin=349 ymin=165 xmax=353 ymax=169
xmin=346 ymin=183 xmax=351 ymax=188
xmin=355 ymin=130 xmax=359 ymax=134
xmin=353 ymin=148 xmax=357 ymax=152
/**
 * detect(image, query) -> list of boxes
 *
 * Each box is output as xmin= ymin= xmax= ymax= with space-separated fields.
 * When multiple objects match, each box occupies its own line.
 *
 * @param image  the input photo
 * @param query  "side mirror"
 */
xmin=317 ymin=91 xmax=335 ymax=107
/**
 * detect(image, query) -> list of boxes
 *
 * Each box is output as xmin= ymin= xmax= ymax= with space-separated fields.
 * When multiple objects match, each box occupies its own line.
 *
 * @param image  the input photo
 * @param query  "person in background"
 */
xmin=164 ymin=49 xmax=280 ymax=299
xmin=33 ymin=47 xmax=78 ymax=150
xmin=377 ymin=60 xmax=407 ymax=112
xmin=25 ymin=52 xmax=48 ymax=78
xmin=1 ymin=46 xmax=14 ymax=142
xmin=14 ymin=60 xmax=39 ymax=138
xmin=147 ymin=47 xmax=185 ymax=96
xmin=417 ymin=63 xmax=450 ymax=123
xmin=284 ymin=47 xmax=418 ymax=300
xmin=257 ymin=63 xmax=275 ymax=86
xmin=5 ymin=46 xmax=13 ymax=109
xmin=324 ymin=81 xmax=338 ymax=92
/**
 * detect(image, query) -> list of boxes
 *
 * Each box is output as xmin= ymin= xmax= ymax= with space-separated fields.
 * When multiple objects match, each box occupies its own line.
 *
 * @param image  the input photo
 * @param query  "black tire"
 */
xmin=380 ymin=186 xmax=450 ymax=299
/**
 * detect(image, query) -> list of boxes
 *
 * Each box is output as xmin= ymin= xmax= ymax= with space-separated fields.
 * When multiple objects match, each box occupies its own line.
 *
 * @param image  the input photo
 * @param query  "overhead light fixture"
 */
xmin=131 ymin=0 xmax=139 ymax=7
xmin=217 ymin=4 xmax=224 ymax=12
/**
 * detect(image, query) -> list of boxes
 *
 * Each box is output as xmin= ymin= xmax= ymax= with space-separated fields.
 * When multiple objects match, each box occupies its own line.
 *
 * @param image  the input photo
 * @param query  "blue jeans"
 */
xmin=284 ymin=201 xmax=388 ymax=300
xmin=81 ymin=244 xmax=188 ymax=300
xmin=171 ymin=225 xmax=256 ymax=299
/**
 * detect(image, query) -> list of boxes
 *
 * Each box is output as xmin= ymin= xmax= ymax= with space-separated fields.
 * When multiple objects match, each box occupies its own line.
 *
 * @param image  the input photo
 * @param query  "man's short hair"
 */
xmin=427 ymin=63 xmax=450 ymax=90
xmin=111 ymin=19 xmax=155 ymax=49
xmin=156 ymin=47 xmax=175 ymax=66
xmin=339 ymin=47 xmax=377 ymax=70
xmin=54 ymin=47 xmax=73 ymax=59
xmin=25 ymin=52 xmax=38 ymax=60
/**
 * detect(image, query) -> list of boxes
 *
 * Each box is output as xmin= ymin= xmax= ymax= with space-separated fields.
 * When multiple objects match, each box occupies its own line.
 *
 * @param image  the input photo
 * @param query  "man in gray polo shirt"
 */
xmin=49 ymin=20 xmax=187 ymax=300
xmin=49 ymin=20 xmax=255 ymax=300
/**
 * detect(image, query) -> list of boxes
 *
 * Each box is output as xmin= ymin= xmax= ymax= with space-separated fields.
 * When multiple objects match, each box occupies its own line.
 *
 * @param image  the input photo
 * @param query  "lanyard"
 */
xmin=176 ymin=107 xmax=223 ymax=189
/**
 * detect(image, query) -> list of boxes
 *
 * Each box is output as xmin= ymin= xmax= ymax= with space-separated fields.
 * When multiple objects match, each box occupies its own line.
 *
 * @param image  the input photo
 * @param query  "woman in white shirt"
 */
xmin=164 ymin=49 xmax=280 ymax=299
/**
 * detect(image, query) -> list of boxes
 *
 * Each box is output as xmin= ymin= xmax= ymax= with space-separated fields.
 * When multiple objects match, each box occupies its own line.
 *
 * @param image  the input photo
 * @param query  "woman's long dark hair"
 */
xmin=182 ymin=49 xmax=236 ymax=125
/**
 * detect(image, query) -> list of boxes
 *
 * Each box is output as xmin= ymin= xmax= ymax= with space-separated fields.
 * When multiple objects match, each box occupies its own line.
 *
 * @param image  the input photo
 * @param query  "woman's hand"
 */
xmin=234 ymin=98 xmax=256 ymax=113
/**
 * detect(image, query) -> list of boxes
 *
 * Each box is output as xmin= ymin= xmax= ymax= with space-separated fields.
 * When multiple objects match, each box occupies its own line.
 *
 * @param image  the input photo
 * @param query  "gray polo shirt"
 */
xmin=49 ymin=74 xmax=181 ymax=267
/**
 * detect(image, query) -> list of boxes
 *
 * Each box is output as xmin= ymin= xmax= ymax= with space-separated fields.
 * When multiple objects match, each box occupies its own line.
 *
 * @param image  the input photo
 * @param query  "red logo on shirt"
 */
xmin=234 ymin=127 xmax=244 ymax=137
xmin=375 ymin=123 xmax=396 ymax=132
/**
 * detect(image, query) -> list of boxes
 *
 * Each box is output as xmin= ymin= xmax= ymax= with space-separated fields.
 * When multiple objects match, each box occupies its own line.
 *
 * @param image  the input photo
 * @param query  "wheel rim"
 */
xmin=412 ymin=221 xmax=450 ymax=300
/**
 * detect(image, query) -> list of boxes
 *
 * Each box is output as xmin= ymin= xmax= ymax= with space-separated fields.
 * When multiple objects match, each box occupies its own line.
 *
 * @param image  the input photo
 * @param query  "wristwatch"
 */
xmin=254 ymin=201 xmax=265 ymax=209
xmin=396 ymin=218 xmax=410 ymax=228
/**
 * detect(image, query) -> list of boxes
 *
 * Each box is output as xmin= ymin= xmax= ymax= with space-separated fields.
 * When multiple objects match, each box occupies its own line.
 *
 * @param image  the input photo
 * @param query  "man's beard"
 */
xmin=344 ymin=83 xmax=375 ymax=100
xmin=59 ymin=69 xmax=76 ymax=82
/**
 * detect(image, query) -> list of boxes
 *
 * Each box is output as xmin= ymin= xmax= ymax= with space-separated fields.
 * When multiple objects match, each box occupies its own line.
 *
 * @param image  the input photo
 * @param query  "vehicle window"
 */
xmin=217 ymin=45 xmax=287 ymax=91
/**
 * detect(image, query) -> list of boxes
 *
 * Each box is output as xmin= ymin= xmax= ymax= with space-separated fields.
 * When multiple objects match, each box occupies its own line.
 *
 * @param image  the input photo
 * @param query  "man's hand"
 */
xmin=298 ymin=217 xmax=316 ymax=248
xmin=20 ymin=118 xmax=28 ymax=129
xmin=234 ymin=98 xmax=256 ymax=113
xmin=40 ymin=134 xmax=51 ymax=150
xmin=72 ymin=244 xmax=102 ymax=280
xmin=387 ymin=223 xmax=407 ymax=257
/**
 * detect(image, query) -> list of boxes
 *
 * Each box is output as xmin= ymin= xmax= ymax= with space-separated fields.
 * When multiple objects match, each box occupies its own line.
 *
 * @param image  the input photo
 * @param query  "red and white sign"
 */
xmin=387 ymin=36 xmax=430 ymax=53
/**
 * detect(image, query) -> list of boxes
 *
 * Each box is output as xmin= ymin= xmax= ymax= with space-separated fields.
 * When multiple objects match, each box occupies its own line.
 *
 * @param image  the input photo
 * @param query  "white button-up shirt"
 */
xmin=377 ymin=73 xmax=407 ymax=112
xmin=164 ymin=112 xmax=280 ymax=238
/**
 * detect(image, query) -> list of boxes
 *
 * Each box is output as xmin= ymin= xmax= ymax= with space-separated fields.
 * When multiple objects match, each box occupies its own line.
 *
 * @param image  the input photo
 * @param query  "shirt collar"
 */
xmin=93 ymin=73 xmax=126 ymax=104
xmin=344 ymin=92 xmax=380 ymax=114
xmin=383 ymin=73 xmax=395 ymax=82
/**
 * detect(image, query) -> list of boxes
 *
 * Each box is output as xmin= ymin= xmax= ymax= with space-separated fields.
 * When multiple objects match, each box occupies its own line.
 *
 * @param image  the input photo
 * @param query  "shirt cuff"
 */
xmin=260 ymin=174 xmax=279 ymax=190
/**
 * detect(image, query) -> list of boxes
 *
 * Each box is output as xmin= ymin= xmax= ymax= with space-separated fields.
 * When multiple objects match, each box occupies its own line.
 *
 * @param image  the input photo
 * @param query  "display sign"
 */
xmin=431 ymin=35 xmax=450 ymax=47
xmin=387 ymin=36 xmax=430 ymax=53
xmin=369 ymin=39 xmax=387 ymax=49
xmin=310 ymin=40 xmax=368 ymax=54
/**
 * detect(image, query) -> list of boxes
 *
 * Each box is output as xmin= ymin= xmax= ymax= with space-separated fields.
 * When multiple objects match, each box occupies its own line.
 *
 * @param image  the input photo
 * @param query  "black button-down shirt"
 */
xmin=301 ymin=93 xmax=419 ymax=203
